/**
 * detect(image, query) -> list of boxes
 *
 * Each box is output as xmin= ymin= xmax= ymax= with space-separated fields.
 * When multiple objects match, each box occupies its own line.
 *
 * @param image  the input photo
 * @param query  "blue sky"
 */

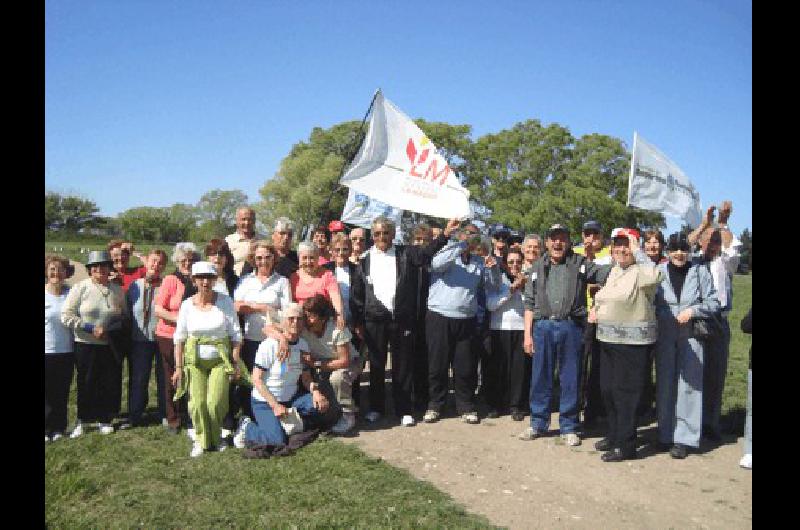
xmin=45 ymin=0 xmax=752 ymax=236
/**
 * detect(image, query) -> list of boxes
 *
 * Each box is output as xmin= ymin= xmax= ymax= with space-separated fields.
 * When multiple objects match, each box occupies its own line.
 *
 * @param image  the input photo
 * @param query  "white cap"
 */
xmin=191 ymin=261 xmax=218 ymax=277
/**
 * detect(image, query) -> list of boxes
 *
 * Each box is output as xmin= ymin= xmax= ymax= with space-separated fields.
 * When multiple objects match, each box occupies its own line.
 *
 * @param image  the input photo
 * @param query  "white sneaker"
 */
xmin=561 ymin=433 xmax=581 ymax=446
xmin=331 ymin=413 xmax=356 ymax=434
xmin=51 ymin=432 xmax=64 ymax=442
xmin=739 ymin=453 xmax=752 ymax=469
xmin=233 ymin=417 xmax=251 ymax=449
xmin=98 ymin=423 xmax=114 ymax=435
xmin=190 ymin=441 xmax=203 ymax=458
xmin=461 ymin=412 xmax=479 ymax=424
xmin=162 ymin=418 xmax=169 ymax=427
xmin=365 ymin=411 xmax=381 ymax=423
xmin=45 ymin=434 xmax=50 ymax=443
xmin=423 ymin=410 xmax=440 ymax=423
xmin=518 ymin=427 xmax=543 ymax=441
xmin=217 ymin=439 xmax=228 ymax=452
xmin=221 ymin=428 xmax=232 ymax=438
xmin=70 ymin=422 xmax=84 ymax=439
xmin=401 ymin=415 xmax=416 ymax=427
xmin=186 ymin=428 xmax=197 ymax=442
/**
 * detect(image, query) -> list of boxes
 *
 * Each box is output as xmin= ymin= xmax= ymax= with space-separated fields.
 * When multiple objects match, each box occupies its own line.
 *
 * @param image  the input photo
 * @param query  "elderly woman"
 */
xmin=172 ymin=261 xmax=242 ymax=457
xmin=311 ymin=225 xmax=332 ymax=265
xmin=521 ymin=234 xmax=543 ymax=275
xmin=654 ymin=232 xmax=720 ymax=459
xmin=154 ymin=242 xmax=198 ymax=435
xmin=290 ymin=241 xmax=346 ymax=330
xmin=301 ymin=294 xmax=361 ymax=434
xmin=589 ymin=229 xmax=662 ymax=461
xmin=205 ymin=239 xmax=239 ymax=297
xmin=61 ymin=250 xmax=128 ymax=437
xmin=45 ymin=254 xmax=75 ymax=442
xmin=643 ymin=229 xmax=667 ymax=265
xmin=323 ymin=232 xmax=357 ymax=325
xmin=108 ymin=239 xmax=146 ymax=291
xmin=125 ymin=249 xmax=168 ymax=428
xmin=233 ymin=303 xmax=329 ymax=448
xmin=230 ymin=241 xmax=292 ymax=427
xmin=485 ymin=248 xmax=530 ymax=421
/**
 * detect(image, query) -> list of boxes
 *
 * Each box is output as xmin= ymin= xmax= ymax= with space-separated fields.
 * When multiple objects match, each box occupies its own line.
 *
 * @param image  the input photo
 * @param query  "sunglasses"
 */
xmin=255 ymin=255 xmax=274 ymax=261
xmin=350 ymin=237 xmax=365 ymax=242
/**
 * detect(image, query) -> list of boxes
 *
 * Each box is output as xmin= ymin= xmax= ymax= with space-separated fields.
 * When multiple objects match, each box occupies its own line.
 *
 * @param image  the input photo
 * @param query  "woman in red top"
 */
xmin=290 ymin=241 xmax=345 ymax=330
xmin=154 ymin=242 xmax=199 ymax=434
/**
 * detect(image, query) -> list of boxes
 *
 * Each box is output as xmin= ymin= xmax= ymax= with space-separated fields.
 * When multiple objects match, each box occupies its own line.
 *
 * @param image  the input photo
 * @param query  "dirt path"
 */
xmin=339 ymin=413 xmax=752 ymax=529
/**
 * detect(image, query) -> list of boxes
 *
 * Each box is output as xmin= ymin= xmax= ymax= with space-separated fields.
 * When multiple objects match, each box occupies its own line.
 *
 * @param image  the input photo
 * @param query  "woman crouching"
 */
xmin=233 ymin=303 xmax=329 ymax=448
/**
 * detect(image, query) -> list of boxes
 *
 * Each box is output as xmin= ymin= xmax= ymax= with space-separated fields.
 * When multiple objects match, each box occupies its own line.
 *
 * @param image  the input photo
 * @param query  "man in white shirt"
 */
xmin=225 ymin=207 xmax=264 ymax=276
xmin=350 ymin=216 xmax=460 ymax=426
xmin=689 ymin=201 xmax=741 ymax=441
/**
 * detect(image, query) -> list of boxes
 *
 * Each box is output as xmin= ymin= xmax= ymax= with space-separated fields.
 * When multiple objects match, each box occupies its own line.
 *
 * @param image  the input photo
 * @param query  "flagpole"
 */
xmin=626 ymin=131 xmax=638 ymax=206
xmin=316 ymin=89 xmax=382 ymax=228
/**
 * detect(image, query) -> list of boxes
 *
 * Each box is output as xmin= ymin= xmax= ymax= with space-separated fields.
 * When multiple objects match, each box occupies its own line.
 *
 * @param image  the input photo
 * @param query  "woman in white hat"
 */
xmin=61 ymin=250 xmax=128 ymax=437
xmin=172 ymin=261 xmax=242 ymax=457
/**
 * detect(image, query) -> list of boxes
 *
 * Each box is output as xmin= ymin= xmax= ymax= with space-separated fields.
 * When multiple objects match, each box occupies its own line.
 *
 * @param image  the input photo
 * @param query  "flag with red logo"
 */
xmin=340 ymin=91 xmax=471 ymax=219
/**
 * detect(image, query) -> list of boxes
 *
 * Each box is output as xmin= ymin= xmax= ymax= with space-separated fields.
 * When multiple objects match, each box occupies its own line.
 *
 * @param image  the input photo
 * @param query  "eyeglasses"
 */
xmin=507 ymin=259 xmax=523 ymax=264
xmin=179 ymin=258 xmax=198 ymax=264
xmin=350 ymin=237 xmax=365 ymax=242
xmin=333 ymin=247 xmax=351 ymax=253
xmin=255 ymin=255 xmax=274 ymax=261
xmin=373 ymin=231 xmax=390 ymax=236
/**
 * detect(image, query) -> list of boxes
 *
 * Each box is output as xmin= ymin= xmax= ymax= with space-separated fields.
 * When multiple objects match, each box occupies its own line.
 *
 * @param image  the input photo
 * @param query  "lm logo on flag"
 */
xmin=405 ymin=136 xmax=451 ymax=186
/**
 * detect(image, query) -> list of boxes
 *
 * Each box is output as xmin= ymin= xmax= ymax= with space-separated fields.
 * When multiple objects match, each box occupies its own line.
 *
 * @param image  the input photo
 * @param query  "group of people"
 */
xmin=44 ymin=203 xmax=751 ymax=468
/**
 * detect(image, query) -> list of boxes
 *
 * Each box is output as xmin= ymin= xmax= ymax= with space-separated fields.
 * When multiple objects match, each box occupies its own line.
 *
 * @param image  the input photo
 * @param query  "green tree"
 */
xmin=739 ymin=228 xmax=751 ymax=270
xmin=45 ymin=191 xmax=102 ymax=232
xmin=466 ymin=123 xmax=664 ymax=235
xmin=116 ymin=207 xmax=173 ymax=242
xmin=164 ymin=203 xmax=199 ymax=242
xmin=195 ymin=189 xmax=249 ymax=237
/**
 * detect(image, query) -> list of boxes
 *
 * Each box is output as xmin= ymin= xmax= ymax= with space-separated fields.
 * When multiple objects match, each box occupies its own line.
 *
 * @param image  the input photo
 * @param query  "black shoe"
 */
xmin=670 ymin=444 xmax=688 ymax=459
xmin=594 ymin=438 xmax=612 ymax=452
xmin=486 ymin=409 xmax=499 ymax=419
xmin=511 ymin=412 xmax=525 ymax=421
xmin=702 ymin=426 xmax=722 ymax=442
xmin=601 ymin=447 xmax=637 ymax=462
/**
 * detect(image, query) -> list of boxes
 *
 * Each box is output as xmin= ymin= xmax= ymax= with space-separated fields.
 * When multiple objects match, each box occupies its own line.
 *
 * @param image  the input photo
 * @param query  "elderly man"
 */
xmin=573 ymin=220 xmax=613 ymax=429
xmin=348 ymin=227 xmax=368 ymax=264
xmin=350 ymin=216 xmax=459 ymax=426
xmin=520 ymin=224 xmax=611 ymax=446
xmin=423 ymin=224 xmax=491 ymax=425
xmin=225 ymin=207 xmax=264 ymax=276
xmin=270 ymin=217 xmax=299 ymax=278
xmin=521 ymin=234 xmax=543 ymax=275
xmin=688 ymin=201 xmax=742 ymax=441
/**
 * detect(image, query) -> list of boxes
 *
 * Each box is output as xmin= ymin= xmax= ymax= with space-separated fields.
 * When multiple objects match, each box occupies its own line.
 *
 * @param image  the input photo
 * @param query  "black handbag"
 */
xmin=693 ymin=313 xmax=724 ymax=340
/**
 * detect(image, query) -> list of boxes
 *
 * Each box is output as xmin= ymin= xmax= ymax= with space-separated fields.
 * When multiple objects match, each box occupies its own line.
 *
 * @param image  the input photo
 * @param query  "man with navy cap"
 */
xmin=520 ymin=223 xmax=611 ymax=446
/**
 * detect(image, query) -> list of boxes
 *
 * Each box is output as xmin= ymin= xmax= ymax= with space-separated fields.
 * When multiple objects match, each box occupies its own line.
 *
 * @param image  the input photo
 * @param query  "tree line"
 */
xmin=44 ymin=116 xmax=751 ymax=269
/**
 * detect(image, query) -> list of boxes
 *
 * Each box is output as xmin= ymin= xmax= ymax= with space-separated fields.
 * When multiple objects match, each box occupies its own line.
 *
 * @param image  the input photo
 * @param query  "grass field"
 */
xmin=45 ymin=239 xmax=752 ymax=527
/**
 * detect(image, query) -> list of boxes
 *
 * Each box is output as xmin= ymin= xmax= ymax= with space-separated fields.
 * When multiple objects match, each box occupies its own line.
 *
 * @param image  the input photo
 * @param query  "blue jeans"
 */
xmin=245 ymin=391 xmax=320 ymax=446
xmin=128 ymin=340 xmax=166 ymax=424
xmin=529 ymin=319 xmax=584 ymax=434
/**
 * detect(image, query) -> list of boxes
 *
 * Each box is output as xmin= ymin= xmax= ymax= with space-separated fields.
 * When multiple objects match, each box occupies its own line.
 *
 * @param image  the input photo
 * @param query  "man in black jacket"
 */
xmin=350 ymin=216 xmax=461 ymax=426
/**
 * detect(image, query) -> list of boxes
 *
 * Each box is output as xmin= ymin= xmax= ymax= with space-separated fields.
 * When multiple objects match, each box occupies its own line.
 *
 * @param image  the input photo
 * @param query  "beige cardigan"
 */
xmin=594 ymin=262 xmax=662 ymax=345
xmin=61 ymin=278 xmax=128 ymax=345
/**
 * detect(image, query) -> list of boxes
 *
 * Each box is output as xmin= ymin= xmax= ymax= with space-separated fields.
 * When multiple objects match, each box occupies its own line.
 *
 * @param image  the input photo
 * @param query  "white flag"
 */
xmin=627 ymin=132 xmax=702 ymax=227
xmin=340 ymin=91 xmax=471 ymax=220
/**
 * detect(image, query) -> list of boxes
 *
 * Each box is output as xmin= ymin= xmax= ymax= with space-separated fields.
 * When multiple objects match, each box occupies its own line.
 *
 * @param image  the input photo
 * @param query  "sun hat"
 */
xmin=610 ymin=228 xmax=641 ymax=241
xmin=191 ymin=261 xmax=218 ymax=277
xmin=582 ymin=220 xmax=602 ymax=233
xmin=283 ymin=302 xmax=303 ymax=319
xmin=86 ymin=250 xmax=113 ymax=267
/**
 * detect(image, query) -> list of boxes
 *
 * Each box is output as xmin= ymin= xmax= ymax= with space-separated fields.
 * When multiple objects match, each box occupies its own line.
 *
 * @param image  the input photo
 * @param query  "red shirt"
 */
xmin=114 ymin=266 xmax=147 ymax=292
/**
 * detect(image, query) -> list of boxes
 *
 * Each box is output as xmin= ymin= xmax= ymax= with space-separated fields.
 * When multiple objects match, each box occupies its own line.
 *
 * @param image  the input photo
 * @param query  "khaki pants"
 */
xmin=319 ymin=359 xmax=363 ymax=414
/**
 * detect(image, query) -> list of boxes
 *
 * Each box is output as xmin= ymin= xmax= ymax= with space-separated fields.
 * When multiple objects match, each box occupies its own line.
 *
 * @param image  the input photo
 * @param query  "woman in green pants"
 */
xmin=172 ymin=261 xmax=242 ymax=457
